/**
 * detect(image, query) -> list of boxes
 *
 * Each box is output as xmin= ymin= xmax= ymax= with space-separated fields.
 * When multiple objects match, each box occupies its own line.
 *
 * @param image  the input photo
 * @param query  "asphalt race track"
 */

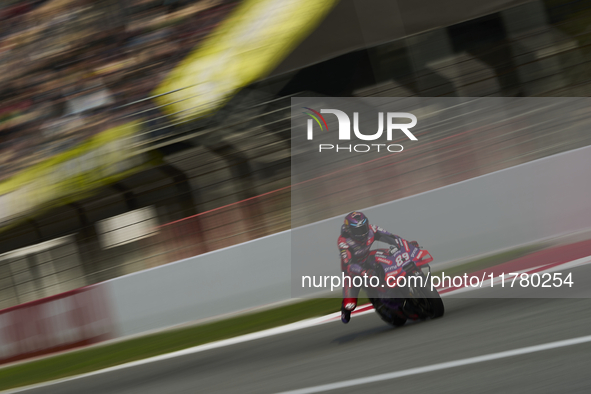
xmin=10 ymin=264 xmax=591 ymax=394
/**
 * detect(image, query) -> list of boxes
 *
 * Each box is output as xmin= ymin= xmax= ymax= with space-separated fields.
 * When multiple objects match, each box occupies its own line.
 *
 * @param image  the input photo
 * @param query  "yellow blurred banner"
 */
xmin=153 ymin=0 xmax=340 ymax=121
xmin=0 ymin=122 xmax=158 ymax=229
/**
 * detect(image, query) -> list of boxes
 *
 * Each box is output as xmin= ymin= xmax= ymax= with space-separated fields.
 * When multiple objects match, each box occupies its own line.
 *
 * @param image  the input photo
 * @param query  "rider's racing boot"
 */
xmin=341 ymin=298 xmax=357 ymax=324
xmin=341 ymin=307 xmax=351 ymax=324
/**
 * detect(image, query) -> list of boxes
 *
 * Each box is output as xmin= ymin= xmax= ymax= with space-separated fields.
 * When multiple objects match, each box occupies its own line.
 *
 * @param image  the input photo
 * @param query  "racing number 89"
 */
xmin=396 ymin=253 xmax=410 ymax=266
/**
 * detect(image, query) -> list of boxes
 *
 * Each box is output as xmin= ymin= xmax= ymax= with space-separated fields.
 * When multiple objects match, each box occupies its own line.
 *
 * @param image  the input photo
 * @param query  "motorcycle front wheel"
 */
xmin=369 ymin=297 xmax=408 ymax=327
xmin=405 ymin=272 xmax=445 ymax=319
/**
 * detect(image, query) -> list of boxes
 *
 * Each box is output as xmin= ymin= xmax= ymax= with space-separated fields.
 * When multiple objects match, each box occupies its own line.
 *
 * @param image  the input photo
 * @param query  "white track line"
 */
xmin=5 ymin=255 xmax=591 ymax=393
xmin=276 ymin=334 xmax=591 ymax=394
xmin=2 ymin=316 xmax=335 ymax=394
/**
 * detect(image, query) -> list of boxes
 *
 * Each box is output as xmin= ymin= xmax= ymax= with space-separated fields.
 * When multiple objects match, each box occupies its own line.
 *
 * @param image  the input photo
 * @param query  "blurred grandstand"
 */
xmin=1 ymin=0 xmax=591 ymax=308
xmin=0 ymin=0 xmax=238 ymax=180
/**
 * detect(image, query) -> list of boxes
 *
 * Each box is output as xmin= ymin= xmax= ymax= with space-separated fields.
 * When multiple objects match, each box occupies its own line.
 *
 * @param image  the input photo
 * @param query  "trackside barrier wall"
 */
xmin=108 ymin=145 xmax=591 ymax=336
xmin=0 ymin=285 xmax=114 ymax=365
xmin=2 ymin=145 xmax=591 ymax=348
xmin=104 ymin=231 xmax=291 ymax=337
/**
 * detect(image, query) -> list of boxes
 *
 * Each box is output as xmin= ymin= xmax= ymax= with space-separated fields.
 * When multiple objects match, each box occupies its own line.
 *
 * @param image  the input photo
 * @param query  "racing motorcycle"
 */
xmin=366 ymin=242 xmax=444 ymax=327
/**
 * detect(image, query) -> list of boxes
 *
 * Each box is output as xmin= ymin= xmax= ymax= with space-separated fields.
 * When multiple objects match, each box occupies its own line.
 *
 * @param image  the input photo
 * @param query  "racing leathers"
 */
xmin=338 ymin=224 xmax=411 ymax=322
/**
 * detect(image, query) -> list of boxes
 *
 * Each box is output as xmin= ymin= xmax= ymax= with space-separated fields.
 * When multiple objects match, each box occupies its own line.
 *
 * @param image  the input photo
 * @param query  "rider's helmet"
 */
xmin=344 ymin=211 xmax=370 ymax=244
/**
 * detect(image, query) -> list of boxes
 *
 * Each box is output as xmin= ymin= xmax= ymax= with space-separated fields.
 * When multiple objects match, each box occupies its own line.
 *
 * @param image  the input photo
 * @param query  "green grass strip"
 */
xmin=0 ymin=244 xmax=543 ymax=391
xmin=0 ymin=297 xmax=361 ymax=391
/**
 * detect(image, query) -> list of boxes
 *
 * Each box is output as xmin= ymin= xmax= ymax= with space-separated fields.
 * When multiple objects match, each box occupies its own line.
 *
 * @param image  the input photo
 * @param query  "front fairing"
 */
xmin=370 ymin=245 xmax=434 ymax=292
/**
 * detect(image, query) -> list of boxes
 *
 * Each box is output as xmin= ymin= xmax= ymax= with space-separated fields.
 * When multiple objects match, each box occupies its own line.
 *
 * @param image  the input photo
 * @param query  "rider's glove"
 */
xmin=362 ymin=268 xmax=377 ymax=278
xmin=365 ymin=268 xmax=387 ymax=293
xmin=410 ymin=240 xmax=420 ymax=248
xmin=362 ymin=269 xmax=381 ymax=289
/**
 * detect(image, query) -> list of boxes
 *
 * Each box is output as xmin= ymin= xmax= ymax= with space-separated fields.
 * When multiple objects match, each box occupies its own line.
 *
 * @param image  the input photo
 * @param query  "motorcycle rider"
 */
xmin=338 ymin=211 xmax=419 ymax=324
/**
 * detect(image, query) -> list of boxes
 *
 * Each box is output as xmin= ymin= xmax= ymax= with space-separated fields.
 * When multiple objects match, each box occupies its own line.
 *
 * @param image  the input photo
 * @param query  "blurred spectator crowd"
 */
xmin=0 ymin=0 xmax=238 ymax=181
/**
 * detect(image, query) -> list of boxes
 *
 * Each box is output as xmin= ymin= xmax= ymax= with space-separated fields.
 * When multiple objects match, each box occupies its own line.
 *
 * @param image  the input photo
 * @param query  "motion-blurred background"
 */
xmin=1 ymin=0 xmax=590 ymax=310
